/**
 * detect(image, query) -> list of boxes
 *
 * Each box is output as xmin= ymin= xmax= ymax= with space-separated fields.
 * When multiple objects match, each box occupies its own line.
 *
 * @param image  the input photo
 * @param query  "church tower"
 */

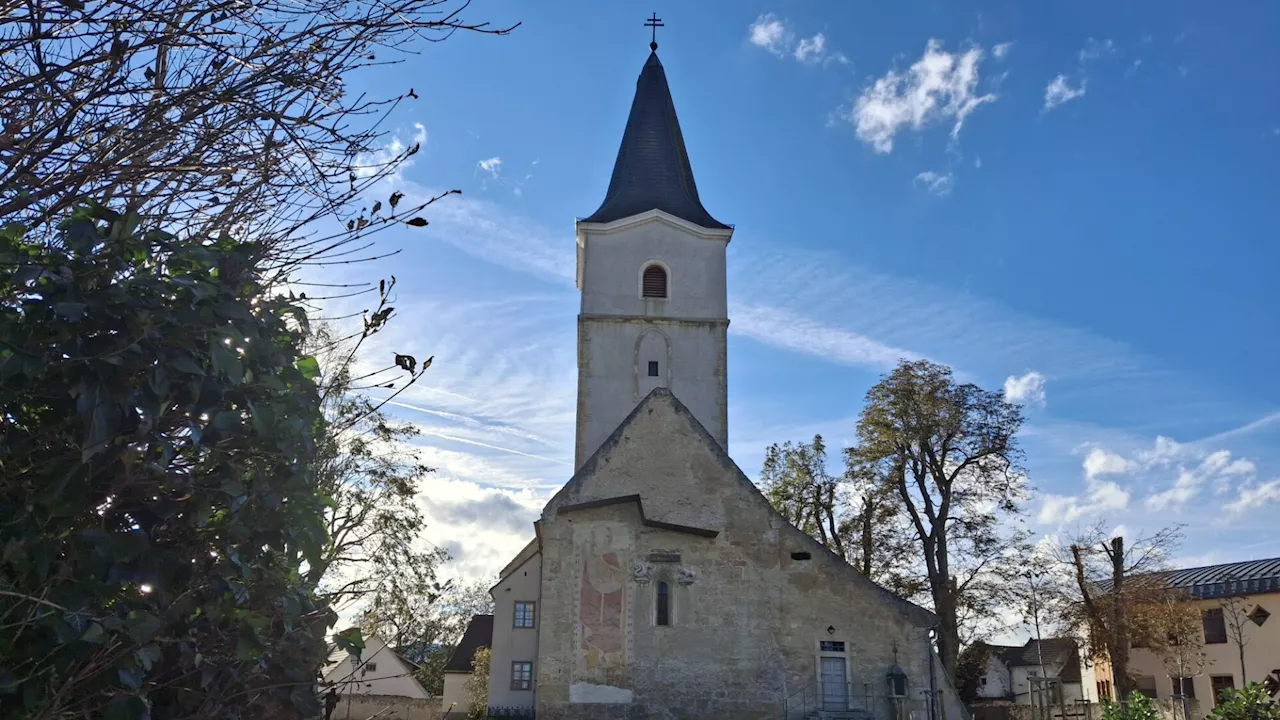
xmin=574 ymin=47 xmax=733 ymax=469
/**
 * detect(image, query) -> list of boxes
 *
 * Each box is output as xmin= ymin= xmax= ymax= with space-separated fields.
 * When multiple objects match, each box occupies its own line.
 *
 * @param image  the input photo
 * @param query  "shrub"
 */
xmin=0 ymin=203 xmax=332 ymax=718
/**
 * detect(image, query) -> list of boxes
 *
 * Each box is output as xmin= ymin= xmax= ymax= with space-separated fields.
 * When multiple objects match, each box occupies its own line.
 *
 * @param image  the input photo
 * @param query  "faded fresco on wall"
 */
xmin=577 ymin=522 xmax=630 ymax=679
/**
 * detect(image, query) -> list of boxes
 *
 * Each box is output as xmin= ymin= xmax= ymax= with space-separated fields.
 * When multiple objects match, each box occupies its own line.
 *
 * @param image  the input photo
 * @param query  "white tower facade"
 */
xmin=573 ymin=50 xmax=733 ymax=468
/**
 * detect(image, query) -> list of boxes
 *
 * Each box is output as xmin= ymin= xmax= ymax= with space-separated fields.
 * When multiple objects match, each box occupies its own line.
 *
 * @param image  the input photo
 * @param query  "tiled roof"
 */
xmin=443 ymin=614 xmax=493 ymax=674
xmin=1001 ymin=638 xmax=1078 ymax=669
xmin=581 ymin=51 xmax=728 ymax=230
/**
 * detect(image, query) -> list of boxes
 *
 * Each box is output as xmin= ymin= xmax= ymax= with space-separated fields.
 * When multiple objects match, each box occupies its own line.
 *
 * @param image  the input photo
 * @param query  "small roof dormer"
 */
xmin=582 ymin=50 xmax=728 ymax=230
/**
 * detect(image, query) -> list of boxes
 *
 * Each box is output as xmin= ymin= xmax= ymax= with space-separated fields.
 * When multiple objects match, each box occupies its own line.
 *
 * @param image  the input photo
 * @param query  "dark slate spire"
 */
xmin=582 ymin=51 xmax=729 ymax=230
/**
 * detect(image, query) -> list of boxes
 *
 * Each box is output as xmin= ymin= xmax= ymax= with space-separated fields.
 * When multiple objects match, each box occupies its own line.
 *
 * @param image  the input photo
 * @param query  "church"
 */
xmin=475 ymin=41 xmax=967 ymax=720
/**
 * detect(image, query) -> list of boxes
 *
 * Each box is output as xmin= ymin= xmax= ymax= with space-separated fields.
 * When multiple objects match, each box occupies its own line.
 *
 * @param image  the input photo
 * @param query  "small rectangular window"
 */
xmin=1171 ymin=676 xmax=1196 ymax=699
xmin=511 ymin=661 xmax=533 ymax=691
xmin=791 ymin=551 xmax=812 ymax=560
xmin=1135 ymin=676 xmax=1158 ymax=699
xmin=819 ymin=641 xmax=845 ymax=653
xmin=1210 ymin=676 xmax=1235 ymax=706
xmin=1203 ymin=608 xmax=1227 ymax=644
xmin=514 ymin=601 xmax=535 ymax=628
xmin=656 ymin=582 xmax=670 ymax=626
xmin=648 ymin=361 xmax=659 ymax=377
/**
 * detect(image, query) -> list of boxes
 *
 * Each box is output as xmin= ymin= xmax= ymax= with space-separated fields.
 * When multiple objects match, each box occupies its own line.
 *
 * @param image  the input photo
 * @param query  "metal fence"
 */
xmin=485 ymin=705 xmax=535 ymax=719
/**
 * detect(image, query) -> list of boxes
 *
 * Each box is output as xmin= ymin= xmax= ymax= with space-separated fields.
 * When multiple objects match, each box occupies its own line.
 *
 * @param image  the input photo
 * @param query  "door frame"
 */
xmin=814 ymin=637 xmax=852 ymax=711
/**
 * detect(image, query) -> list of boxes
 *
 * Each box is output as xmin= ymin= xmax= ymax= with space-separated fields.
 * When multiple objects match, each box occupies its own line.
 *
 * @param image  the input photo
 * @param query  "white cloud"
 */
xmin=478 ymin=156 xmax=502 ymax=179
xmin=1146 ymin=449 xmax=1256 ymax=510
xmin=1083 ymin=447 xmax=1135 ymax=479
xmin=749 ymin=16 xmax=846 ymax=66
xmin=748 ymin=14 xmax=793 ymax=57
xmin=1004 ymin=370 xmax=1047 ymax=407
xmin=1038 ymin=477 xmax=1131 ymax=524
xmin=1225 ymin=479 xmax=1280 ymax=514
xmin=794 ymin=33 xmax=848 ymax=66
xmin=1136 ymin=435 xmax=1187 ymax=466
xmin=1044 ymin=75 xmax=1086 ymax=110
xmin=851 ymin=40 xmax=997 ymax=153
xmin=992 ymin=42 xmax=1013 ymax=59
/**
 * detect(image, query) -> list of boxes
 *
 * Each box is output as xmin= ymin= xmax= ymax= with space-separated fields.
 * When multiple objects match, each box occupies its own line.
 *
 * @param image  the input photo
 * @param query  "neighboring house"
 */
xmin=1125 ymin=557 xmax=1280 ymax=709
xmin=441 ymin=614 xmax=494 ymax=719
xmin=476 ymin=39 xmax=969 ymax=720
xmin=974 ymin=639 xmax=1097 ymax=705
xmin=322 ymin=632 xmax=436 ymax=719
xmin=486 ymin=541 xmax=539 ymax=713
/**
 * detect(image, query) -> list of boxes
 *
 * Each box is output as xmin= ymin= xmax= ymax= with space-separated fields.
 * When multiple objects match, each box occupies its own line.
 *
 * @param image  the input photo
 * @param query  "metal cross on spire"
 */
xmin=644 ymin=12 xmax=664 ymax=51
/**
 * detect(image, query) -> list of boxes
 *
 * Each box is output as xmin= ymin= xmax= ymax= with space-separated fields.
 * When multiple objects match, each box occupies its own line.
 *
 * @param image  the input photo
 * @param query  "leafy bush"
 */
xmin=1101 ymin=692 xmax=1161 ymax=720
xmin=0 ymin=204 xmax=332 ymax=718
xmin=1207 ymin=684 xmax=1280 ymax=720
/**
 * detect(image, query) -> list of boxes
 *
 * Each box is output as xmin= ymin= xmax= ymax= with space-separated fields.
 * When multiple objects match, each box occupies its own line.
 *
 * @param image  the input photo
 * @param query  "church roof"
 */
xmin=581 ymin=51 xmax=729 ymax=230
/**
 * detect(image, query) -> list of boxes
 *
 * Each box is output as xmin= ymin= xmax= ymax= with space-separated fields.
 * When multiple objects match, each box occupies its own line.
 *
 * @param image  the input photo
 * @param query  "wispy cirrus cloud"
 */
xmin=732 ymin=303 xmax=923 ymax=370
xmin=849 ymin=40 xmax=998 ymax=153
xmin=914 ymin=170 xmax=955 ymax=196
xmin=1044 ymin=75 xmax=1086 ymax=110
xmin=1043 ymin=37 xmax=1116 ymax=112
xmin=747 ymin=14 xmax=847 ymax=66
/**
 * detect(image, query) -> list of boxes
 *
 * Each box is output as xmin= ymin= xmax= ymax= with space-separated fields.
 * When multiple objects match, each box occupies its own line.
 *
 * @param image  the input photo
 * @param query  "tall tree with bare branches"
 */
xmin=1 ymin=0 xmax=516 ymax=265
xmin=1218 ymin=577 xmax=1252 ymax=685
xmin=1061 ymin=525 xmax=1184 ymax=699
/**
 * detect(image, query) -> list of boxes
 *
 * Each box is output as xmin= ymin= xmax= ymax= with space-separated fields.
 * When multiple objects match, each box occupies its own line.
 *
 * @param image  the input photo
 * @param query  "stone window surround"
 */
xmin=650 ymin=570 xmax=678 ymax=626
xmin=514 ymin=601 xmax=535 ymax=629
xmin=639 ymin=260 xmax=671 ymax=300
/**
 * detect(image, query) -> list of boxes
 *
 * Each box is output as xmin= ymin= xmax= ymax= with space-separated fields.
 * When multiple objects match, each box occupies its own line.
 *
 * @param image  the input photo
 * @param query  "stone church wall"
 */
xmin=536 ymin=391 xmax=967 ymax=720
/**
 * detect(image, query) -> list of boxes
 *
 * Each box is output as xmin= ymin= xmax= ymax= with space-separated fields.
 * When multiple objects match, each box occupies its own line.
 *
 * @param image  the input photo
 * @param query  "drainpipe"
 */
xmin=928 ymin=626 xmax=940 ymax=720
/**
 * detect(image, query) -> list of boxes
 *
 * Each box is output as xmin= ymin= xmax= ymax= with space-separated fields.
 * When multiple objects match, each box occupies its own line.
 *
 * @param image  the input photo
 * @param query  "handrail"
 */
xmin=783 ymin=678 xmax=819 ymax=720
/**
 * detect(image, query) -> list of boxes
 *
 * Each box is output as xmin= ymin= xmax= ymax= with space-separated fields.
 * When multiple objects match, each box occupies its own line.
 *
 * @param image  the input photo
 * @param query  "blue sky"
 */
xmin=321 ymin=1 xmax=1280 ymax=592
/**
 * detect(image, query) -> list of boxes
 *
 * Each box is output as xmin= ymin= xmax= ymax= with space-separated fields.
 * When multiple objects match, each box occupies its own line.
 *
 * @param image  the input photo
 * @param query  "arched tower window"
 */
xmin=655 ymin=581 xmax=671 ymax=626
xmin=642 ymin=264 xmax=668 ymax=299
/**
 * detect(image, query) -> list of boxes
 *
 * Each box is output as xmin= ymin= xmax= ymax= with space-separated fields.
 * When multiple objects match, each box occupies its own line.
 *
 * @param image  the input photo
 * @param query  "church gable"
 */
xmin=543 ymin=387 xmax=934 ymax=627
xmin=546 ymin=387 xmax=741 ymax=534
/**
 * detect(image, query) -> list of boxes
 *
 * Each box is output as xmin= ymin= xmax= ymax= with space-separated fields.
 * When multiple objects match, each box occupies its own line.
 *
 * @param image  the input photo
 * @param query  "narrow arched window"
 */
xmin=656 ymin=581 xmax=670 ymax=626
xmin=642 ymin=265 xmax=668 ymax=299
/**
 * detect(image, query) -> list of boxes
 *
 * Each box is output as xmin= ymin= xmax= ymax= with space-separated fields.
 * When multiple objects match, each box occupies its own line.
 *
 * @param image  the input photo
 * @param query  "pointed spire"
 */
xmin=582 ymin=50 xmax=728 ymax=230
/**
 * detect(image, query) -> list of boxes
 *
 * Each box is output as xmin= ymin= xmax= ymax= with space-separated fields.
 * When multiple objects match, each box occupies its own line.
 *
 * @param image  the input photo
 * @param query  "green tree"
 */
xmin=855 ymin=359 xmax=1029 ymax=674
xmin=761 ymin=435 xmax=845 ymax=557
xmin=760 ymin=435 xmax=920 ymax=597
xmin=464 ymin=647 xmax=492 ymax=720
xmin=0 ymin=205 xmax=331 ymax=718
xmin=954 ymin=642 xmax=995 ymax=702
